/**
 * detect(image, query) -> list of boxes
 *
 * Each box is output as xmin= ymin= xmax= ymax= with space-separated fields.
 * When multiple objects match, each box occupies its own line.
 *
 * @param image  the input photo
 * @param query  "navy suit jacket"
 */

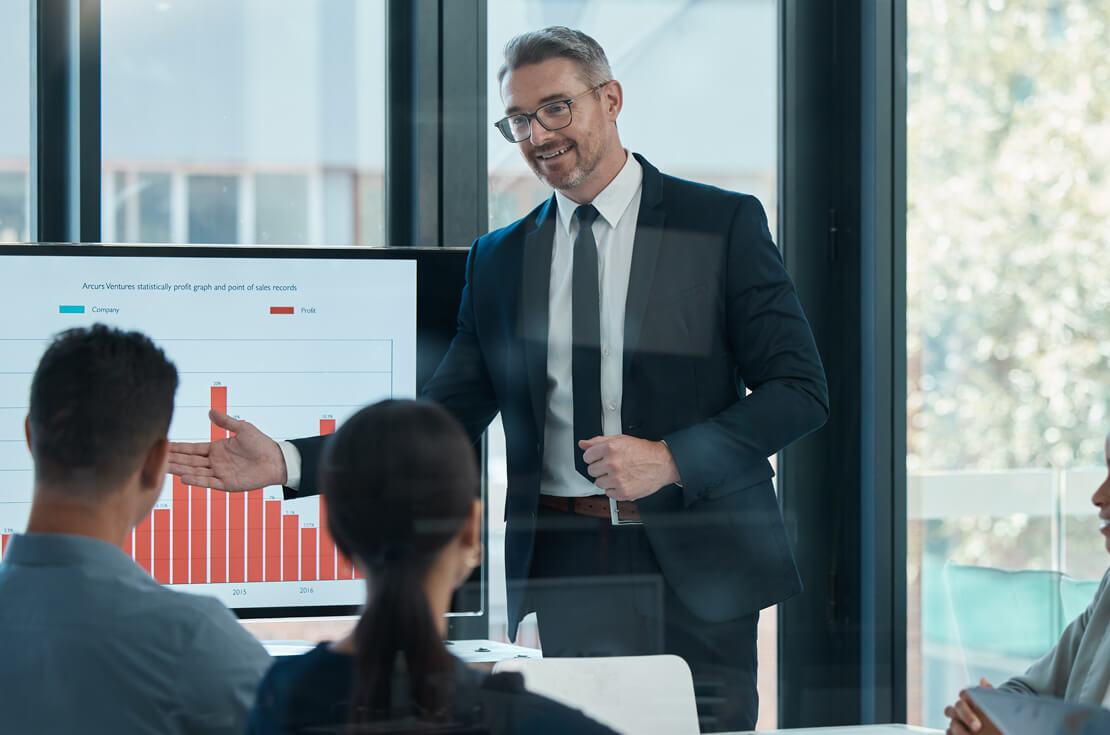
xmin=290 ymin=154 xmax=829 ymax=636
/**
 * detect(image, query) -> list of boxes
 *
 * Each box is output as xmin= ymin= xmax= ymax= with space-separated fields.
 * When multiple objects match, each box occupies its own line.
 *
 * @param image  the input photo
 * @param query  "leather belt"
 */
xmin=538 ymin=494 xmax=642 ymax=523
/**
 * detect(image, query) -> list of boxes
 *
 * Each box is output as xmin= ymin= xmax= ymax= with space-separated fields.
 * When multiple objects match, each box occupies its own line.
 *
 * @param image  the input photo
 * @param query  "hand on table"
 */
xmin=579 ymin=435 xmax=681 ymax=501
xmin=944 ymin=678 xmax=992 ymax=734
xmin=166 ymin=410 xmax=287 ymax=491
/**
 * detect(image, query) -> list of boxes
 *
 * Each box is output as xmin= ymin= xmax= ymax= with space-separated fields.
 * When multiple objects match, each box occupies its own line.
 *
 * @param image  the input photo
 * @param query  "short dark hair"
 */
xmin=497 ymin=26 xmax=613 ymax=88
xmin=28 ymin=324 xmax=178 ymax=490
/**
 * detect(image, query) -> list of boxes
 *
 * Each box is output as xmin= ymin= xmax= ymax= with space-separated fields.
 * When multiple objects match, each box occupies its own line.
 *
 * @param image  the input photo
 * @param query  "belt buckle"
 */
xmin=608 ymin=497 xmax=643 ymax=526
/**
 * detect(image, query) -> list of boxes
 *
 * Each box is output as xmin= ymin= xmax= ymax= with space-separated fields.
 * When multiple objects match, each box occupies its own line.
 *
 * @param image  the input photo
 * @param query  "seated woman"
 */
xmin=249 ymin=399 xmax=615 ymax=734
xmin=945 ymin=431 xmax=1110 ymax=734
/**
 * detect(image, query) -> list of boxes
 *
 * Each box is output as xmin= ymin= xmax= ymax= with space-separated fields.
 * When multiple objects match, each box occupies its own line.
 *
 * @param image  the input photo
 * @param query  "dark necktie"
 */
xmin=571 ymin=204 xmax=602 ymax=481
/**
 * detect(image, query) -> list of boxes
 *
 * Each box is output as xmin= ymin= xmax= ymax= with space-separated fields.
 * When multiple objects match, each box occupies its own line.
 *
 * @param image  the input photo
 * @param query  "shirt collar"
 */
xmin=554 ymin=150 xmax=643 ymax=235
xmin=2 ymin=532 xmax=144 ymax=578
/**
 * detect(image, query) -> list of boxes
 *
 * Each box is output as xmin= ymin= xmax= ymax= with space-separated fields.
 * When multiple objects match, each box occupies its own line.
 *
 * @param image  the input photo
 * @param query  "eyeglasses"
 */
xmin=493 ymin=82 xmax=611 ymax=143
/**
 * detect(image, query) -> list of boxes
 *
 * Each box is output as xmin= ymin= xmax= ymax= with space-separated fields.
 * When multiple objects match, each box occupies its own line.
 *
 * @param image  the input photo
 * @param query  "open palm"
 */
xmin=166 ymin=410 xmax=286 ymax=491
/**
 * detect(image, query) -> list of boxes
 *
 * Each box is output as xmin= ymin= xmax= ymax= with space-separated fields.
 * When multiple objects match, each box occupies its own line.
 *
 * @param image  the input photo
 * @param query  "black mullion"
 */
xmin=78 ymin=0 xmax=101 ymax=242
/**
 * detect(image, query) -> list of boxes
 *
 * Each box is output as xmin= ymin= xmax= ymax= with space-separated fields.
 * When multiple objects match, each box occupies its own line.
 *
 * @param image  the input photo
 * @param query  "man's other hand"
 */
xmin=579 ymin=435 xmax=681 ymax=501
xmin=166 ymin=410 xmax=287 ymax=491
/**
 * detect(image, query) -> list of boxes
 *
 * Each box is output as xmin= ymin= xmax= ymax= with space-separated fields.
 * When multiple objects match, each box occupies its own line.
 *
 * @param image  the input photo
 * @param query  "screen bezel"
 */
xmin=0 ymin=243 xmax=485 ymax=621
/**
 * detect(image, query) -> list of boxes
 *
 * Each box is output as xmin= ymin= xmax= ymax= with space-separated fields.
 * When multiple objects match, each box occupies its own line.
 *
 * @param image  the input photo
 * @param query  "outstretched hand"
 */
xmin=167 ymin=410 xmax=287 ymax=491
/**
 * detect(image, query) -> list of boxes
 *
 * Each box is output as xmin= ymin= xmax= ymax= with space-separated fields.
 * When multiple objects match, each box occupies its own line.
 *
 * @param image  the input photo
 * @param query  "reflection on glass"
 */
xmin=907 ymin=1 xmax=1110 ymax=728
xmin=102 ymin=0 xmax=386 ymax=246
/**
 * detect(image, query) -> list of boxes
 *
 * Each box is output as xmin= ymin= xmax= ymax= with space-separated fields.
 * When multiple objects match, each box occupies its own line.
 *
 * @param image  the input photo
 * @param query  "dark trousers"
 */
xmin=524 ymin=505 xmax=759 ymax=733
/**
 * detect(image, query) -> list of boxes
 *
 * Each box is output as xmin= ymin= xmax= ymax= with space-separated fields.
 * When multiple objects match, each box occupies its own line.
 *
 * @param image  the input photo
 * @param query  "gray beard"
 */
xmin=534 ymin=153 xmax=597 ymax=193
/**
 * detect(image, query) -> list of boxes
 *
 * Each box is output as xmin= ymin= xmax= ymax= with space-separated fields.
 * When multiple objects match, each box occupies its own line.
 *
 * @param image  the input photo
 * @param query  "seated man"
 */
xmin=0 ymin=325 xmax=271 ymax=734
xmin=944 ymin=430 xmax=1110 ymax=734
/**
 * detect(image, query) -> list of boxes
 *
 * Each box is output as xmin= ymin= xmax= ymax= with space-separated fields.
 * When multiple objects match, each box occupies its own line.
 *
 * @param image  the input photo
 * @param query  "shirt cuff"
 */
xmin=278 ymin=441 xmax=302 ymax=491
xmin=659 ymin=439 xmax=683 ymax=488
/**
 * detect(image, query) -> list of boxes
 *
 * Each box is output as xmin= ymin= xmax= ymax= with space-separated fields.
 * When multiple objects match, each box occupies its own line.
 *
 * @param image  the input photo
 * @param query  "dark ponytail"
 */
xmin=319 ymin=400 xmax=478 ymax=730
xmin=348 ymin=557 xmax=455 ymax=724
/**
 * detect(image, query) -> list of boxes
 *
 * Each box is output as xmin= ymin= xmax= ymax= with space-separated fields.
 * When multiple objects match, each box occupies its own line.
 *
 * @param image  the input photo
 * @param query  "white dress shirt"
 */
xmin=541 ymin=152 xmax=642 ymax=497
xmin=279 ymin=152 xmax=644 ymax=494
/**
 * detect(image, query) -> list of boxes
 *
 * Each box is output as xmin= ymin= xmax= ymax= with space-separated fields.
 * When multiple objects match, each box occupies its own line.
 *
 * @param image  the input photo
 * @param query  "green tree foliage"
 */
xmin=908 ymin=0 xmax=1110 ymax=474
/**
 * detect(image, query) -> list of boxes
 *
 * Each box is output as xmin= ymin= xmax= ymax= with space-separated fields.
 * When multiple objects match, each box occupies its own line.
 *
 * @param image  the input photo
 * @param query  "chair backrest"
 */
xmin=944 ymin=564 xmax=1067 ymax=661
xmin=944 ymin=563 xmax=1102 ymax=687
xmin=492 ymin=655 xmax=699 ymax=735
xmin=1061 ymin=576 xmax=1101 ymax=623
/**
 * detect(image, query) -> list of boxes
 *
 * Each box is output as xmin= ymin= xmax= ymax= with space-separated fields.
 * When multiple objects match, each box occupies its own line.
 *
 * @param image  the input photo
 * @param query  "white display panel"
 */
xmin=0 ymin=254 xmax=416 ymax=610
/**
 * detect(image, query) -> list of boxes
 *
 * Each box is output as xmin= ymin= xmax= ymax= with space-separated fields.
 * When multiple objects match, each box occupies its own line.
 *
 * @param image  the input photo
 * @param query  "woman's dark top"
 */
xmin=249 ymin=643 xmax=618 ymax=735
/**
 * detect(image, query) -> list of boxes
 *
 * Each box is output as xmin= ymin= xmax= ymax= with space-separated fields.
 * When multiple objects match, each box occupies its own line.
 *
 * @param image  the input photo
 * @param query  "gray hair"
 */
xmin=497 ymin=26 xmax=613 ymax=89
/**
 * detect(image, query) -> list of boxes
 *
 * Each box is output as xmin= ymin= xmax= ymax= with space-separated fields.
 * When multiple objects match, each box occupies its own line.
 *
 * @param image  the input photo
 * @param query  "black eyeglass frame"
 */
xmin=493 ymin=81 xmax=612 ymax=143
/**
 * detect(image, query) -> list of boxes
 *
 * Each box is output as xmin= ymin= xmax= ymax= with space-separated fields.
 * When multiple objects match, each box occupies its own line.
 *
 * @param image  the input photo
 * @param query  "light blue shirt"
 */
xmin=0 ymin=532 xmax=272 ymax=734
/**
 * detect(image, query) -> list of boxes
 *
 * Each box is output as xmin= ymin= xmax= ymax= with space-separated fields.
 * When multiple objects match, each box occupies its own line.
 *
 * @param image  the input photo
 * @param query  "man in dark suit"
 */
xmin=168 ymin=27 xmax=827 ymax=732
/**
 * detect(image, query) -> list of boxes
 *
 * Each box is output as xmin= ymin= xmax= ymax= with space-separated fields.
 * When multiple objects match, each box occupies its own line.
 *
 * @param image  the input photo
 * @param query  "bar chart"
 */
xmin=0 ymin=253 xmax=417 ymax=609
xmin=124 ymin=386 xmax=361 ymax=588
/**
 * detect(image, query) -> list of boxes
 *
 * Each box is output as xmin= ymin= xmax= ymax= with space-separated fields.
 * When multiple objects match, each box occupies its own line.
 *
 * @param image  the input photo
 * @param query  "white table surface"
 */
xmin=262 ymin=638 xmax=542 ymax=664
xmin=727 ymin=726 xmax=942 ymax=735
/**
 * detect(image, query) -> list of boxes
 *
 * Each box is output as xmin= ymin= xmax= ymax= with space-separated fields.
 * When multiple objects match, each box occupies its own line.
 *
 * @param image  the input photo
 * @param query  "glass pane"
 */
xmin=187 ymin=175 xmax=239 ymax=244
xmin=102 ymin=0 xmax=386 ymax=246
xmin=907 ymin=2 xmax=1110 ymax=728
xmin=0 ymin=2 xmax=30 ymax=243
xmin=255 ymin=173 xmax=309 ymax=245
xmin=487 ymin=3 xmax=780 ymax=729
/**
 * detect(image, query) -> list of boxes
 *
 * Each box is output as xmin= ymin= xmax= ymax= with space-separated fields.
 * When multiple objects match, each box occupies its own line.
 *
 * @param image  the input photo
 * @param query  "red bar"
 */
xmin=122 ymin=528 xmax=133 ymax=557
xmin=264 ymin=500 xmax=282 ymax=581
xmin=301 ymin=528 xmax=317 ymax=581
xmin=337 ymin=550 xmax=353 ymax=580
xmin=172 ymin=476 xmax=189 ymax=584
xmin=248 ymin=490 xmax=264 ymax=582
xmin=1 ymin=533 xmax=10 ymax=559
xmin=135 ymin=514 xmax=153 ymax=574
xmin=269 ymin=306 xmax=294 ymax=315
xmin=210 ymin=386 xmax=227 ymax=420
xmin=191 ymin=486 xmax=207 ymax=583
xmin=229 ymin=492 xmax=245 ymax=583
xmin=282 ymin=515 xmax=299 ymax=581
xmin=208 ymin=386 xmax=228 ymax=582
xmin=318 ymin=496 xmax=335 ymax=581
xmin=153 ymin=508 xmax=171 ymax=583
xmin=317 ymin=419 xmax=338 ymax=582
xmin=210 ymin=491 xmax=227 ymax=583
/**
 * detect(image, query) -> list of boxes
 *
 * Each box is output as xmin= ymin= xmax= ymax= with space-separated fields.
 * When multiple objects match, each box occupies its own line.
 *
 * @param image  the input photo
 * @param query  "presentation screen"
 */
xmin=0 ymin=245 xmax=480 ymax=619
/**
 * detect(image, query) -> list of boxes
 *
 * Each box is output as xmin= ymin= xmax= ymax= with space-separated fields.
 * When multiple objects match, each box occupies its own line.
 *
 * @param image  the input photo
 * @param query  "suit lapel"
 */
xmin=521 ymin=196 xmax=557 ymax=443
xmin=623 ymin=154 xmax=666 ymax=384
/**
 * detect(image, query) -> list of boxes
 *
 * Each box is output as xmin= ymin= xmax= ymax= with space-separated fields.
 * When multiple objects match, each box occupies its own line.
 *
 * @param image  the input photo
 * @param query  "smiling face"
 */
xmin=1092 ymin=433 xmax=1110 ymax=553
xmin=500 ymin=57 xmax=623 ymax=200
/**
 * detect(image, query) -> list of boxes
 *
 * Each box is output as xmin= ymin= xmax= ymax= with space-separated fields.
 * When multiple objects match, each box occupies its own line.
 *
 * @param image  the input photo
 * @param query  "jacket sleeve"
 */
xmin=663 ymin=195 xmax=829 ymax=506
xmin=999 ymin=570 xmax=1110 ymax=698
xmin=420 ymin=238 xmax=500 ymax=445
xmin=285 ymin=241 xmax=498 ymax=499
